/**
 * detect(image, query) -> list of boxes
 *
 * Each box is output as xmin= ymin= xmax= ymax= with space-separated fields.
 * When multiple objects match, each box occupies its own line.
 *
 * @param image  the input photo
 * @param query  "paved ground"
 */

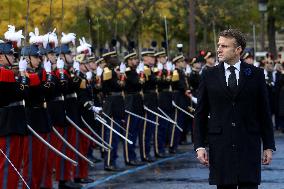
xmin=79 ymin=132 xmax=284 ymax=189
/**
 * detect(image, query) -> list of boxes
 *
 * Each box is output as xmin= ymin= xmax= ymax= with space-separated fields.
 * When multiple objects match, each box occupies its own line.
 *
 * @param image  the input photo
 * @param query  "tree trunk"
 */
xmin=267 ymin=14 xmax=276 ymax=58
xmin=85 ymin=6 xmax=96 ymax=46
xmin=189 ymin=0 xmax=196 ymax=58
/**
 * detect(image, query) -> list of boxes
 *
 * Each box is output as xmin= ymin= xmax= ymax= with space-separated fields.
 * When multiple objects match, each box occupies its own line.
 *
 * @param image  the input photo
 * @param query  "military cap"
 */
xmin=141 ymin=48 xmax=155 ymax=57
xmin=95 ymin=57 xmax=105 ymax=64
xmin=21 ymin=44 xmax=41 ymax=57
xmin=154 ymin=48 xmax=166 ymax=57
xmin=55 ymin=44 xmax=71 ymax=55
xmin=242 ymin=52 xmax=253 ymax=59
xmin=124 ymin=50 xmax=137 ymax=61
xmin=102 ymin=49 xmax=117 ymax=58
xmin=0 ymin=42 xmax=14 ymax=55
xmin=204 ymin=51 xmax=215 ymax=59
xmin=172 ymin=53 xmax=185 ymax=63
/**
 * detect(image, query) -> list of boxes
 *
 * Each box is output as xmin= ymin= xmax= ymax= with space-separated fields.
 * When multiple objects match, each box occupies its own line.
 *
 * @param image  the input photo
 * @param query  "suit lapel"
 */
xmin=217 ymin=62 xmax=233 ymax=100
xmin=234 ymin=61 xmax=249 ymax=98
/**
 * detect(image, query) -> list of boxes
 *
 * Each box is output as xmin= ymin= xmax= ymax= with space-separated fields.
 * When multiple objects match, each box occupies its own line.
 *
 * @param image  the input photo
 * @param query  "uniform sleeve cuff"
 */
xmin=195 ymin=147 xmax=206 ymax=152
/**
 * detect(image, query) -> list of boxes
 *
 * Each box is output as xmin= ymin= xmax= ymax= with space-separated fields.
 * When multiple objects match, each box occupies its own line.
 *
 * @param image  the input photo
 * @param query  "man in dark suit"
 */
xmin=194 ymin=29 xmax=276 ymax=189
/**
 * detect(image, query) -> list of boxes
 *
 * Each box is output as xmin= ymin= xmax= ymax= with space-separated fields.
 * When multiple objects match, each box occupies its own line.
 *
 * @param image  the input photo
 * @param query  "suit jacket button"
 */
xmin=232 ymin=122 xmax=236 ymax=127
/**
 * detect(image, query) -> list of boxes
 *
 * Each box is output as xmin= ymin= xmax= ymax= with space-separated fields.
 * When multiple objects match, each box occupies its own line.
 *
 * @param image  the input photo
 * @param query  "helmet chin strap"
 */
xmin=83 ymin=64 xmax=90 ymax=72
xmin=29 ymin=56 xmax=34 ymax=69
xmin=4 ymin=54 xmax=13 ymax=67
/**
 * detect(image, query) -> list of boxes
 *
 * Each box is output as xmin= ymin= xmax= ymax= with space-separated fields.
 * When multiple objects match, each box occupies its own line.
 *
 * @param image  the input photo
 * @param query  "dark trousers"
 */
xmin=217 ymin=184 xmax=258 ymax=189
xmin=104 ymin=116 xmax=123 ymax=167
xmin=123 ymin=115 xmax=143 ymax=163
xmin=140 ymin=112 xmax=156 ymax=160
xmin=277 ymin=116 xmax=284 ymax=132
xmin=169 ymin=109 xmax=186 ymax=150
xmin=155 ymin=109 xmax=172 ymax=155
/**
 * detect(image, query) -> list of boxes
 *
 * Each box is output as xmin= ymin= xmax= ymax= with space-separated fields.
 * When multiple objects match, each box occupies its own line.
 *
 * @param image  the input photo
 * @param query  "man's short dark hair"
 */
xmin=219 ymin=29 xmax=246 ymax=54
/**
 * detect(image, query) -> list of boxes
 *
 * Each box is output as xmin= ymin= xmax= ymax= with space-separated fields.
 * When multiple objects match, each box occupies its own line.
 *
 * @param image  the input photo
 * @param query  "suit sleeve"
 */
xmin=258 ymin=69 xmax=276 ymax=151
xmin=193 ymin=70 xmax=209 ymax=150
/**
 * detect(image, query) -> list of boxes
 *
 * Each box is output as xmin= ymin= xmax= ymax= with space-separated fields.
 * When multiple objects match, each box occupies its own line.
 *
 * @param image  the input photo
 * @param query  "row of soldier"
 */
xmin=0 ymin=25 xmax=200 ymax=189
xmin=244 ymin=53 xmax=284 ymax=133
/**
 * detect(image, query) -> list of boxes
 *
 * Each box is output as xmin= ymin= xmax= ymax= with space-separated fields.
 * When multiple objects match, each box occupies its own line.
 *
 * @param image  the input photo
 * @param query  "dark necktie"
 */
xmin=228 ymin=66 xmax=237 ymax=94
xmin=267 ymin=71 xmax=273 ymax=83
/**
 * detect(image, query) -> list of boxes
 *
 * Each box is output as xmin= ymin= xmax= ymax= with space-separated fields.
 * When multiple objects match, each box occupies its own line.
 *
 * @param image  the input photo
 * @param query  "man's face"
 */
xmin=206 ymin=57 xmax=215 ymax=66
xmin=79 ymin=63 xmax=90 ymax=73
xmin=29 ymin=56 xmax=41 ymax=68
xmin=217 ymin=36 xmax=242 ymax=64
xmin=0 ymin=54 xmax=15 ymax=65
xmin=100 ymin=61 xmax=106 ymax=68
xmin=193 ymin=62 xmax=202 ymax=72
xmin=128 ymin=57 xmax=138 ymax=67
xmin=176 ymin=59 xmax=186 ymax=69
xmin=245 ymin=57 xmax=254 ymax=65
xmin=143 ymin=56 xmax=155 ymax=66
xmin=61 ymin=53 xmax=73 ymax=64
xmin=265 ymin=61 xmax=274 ymax=71
xmin=47 ymin=53 xmax=56 ymax=64
xmin=158 ymin=56 xmax=167 ymax=64
xmin=89 ymin=62 xmax=97 ymax=71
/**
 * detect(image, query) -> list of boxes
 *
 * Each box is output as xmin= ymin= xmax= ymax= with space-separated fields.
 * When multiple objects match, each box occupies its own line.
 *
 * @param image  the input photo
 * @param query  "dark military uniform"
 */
xmin=73 ymin=53 xmax=98 ymax=183
xmin=140 ymin=63 xmax=158 ymax=162
xmin=123 ymin=52 xmax=145 ymax=165
xmin=0 ymin=42 xmax=28 ymax=189
xmin=40 ymin=43 xmax=68 ymax=189
xmin=101 ymin=50 xmax=125 ymax=170
xmin=133 ymin=48 xmax=159 ymax=162
xmin=19 ymin=44 xmax=55 ymax=189
xmin=275 ymin=70 xmax=284 ymax=131
xmin=156 ymin=59 xmax=173 ymax=156
xmin=170 ymin=54 xmax=190 ymax=153
xmin=52 ymin=43 xmax=83 ymax=189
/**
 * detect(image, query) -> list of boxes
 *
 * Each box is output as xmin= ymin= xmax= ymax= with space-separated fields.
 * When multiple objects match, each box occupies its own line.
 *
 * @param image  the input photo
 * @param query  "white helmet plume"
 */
xmin=61 ymin=32 xmax=76 ymax=45
xmin=4 ymin=25 xmax=25 ymax=47
xmin=29 ymin=27 xmax=44 ymax=45
xmin=76 ymin=37 xmax=92 ymax=55
xmin=43 ymin=28 xmax=58 ymax=48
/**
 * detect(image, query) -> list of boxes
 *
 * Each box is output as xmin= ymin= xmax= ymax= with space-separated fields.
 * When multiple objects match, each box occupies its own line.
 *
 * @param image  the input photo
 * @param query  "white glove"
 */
xmin=157 ymin=62 xmax=163 ymax=71
xmin=73 ymin=61 xmax=80 ymax=72
xmin=43 ymin=58 xmax=51 ymax=73
xmin=92 ymin=106 xmax=102 ymax=114
xmin=136 ymin=62 xmax=144 ymax=74
xmin=136 ymin=67 xmax=140 ymax=74
xmin=86 ymin=71 xmax=92 ymax=80
xmin=185 ymin=65 xmax=191 ymax=74
xmin=19 ymin=57 xmax=27 ymax=72
xmin=56 ymin=57 xmax=65 ymax=69
xmin=120 ymin=62 xmax=126 ymax=73
xmin=96 ymin=66 xmax=103 ymax=77
xmin=166 ymin=61 xmax=173 ymax=71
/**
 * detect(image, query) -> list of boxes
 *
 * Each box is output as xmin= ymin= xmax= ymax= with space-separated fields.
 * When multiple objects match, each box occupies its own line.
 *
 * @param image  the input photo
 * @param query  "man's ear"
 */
xmin=236 ymin=46 xmax=242 ymax=55
xmin=0 ymin=55 xmax=4 ymax=61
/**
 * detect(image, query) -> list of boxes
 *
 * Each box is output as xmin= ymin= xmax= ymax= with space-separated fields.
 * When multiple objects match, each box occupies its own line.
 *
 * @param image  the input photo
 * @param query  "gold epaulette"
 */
xmin=80 ymin=79 xmax=87 ymax=89
xmin=172 ymin=70 xmax=179 ymax=81
xmin=103 ymin=67 xmax=112 ymax=81
xmin=126 ymin=67 xmax=131 ymax=72
xmin=75 ymin=54 xmax=85 ymax=63
xmin=144 ymin=66 xmax=151 ymax=76
xmin=152 ymin=67 xmax=159 ymax=73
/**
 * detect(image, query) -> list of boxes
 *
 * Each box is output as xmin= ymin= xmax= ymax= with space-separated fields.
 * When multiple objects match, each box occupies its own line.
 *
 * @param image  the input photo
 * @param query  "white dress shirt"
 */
xmin=263 ymin=69 xmax=276 ymax=86
xmin=224 ymin=60 xmax=241 ymax=86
